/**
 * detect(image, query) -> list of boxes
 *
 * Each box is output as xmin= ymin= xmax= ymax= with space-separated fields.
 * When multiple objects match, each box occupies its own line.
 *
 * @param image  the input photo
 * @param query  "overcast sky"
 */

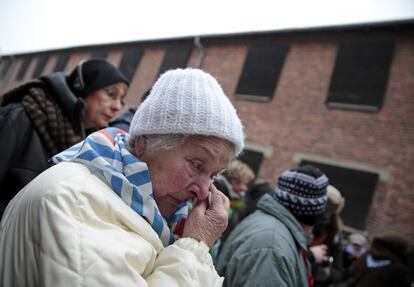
xmin=1 ymin=0 xmax=414 ymax=56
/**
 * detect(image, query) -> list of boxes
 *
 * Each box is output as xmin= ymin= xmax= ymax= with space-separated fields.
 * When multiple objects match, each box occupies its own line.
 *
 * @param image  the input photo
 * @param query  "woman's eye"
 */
xmin=191 ymin=161 xmax=203 ymax=172
xmin=104 ymin=89 xmax=115 ymax=97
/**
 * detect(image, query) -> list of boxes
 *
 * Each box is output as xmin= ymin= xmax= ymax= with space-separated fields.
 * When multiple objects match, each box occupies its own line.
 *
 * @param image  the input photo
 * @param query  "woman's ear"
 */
xmin=134 ymin=136 xmax=147 ymax=158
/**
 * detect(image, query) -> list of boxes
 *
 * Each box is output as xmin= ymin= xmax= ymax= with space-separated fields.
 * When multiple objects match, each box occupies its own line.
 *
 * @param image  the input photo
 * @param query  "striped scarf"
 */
xmin=52 ymin=127 xmax=188 ymax=246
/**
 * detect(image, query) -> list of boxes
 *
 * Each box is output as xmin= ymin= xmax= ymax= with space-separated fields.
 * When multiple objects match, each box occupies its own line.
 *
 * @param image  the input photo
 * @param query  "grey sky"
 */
xmin=1 ymin=0 xmax=413 ymax=56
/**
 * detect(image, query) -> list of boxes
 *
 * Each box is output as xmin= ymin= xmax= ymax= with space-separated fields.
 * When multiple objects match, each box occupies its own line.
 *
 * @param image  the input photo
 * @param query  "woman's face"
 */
xmin=142 ymin=136 xmax=234 ymax=216
xmin=231 ymin=177 xmax=250 ymax=196
xmin=83 ymin=82 xmax=127 ymax=129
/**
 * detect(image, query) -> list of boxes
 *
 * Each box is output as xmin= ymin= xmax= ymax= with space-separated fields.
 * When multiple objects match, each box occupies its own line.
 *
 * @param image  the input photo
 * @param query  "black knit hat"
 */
xmin=68 ymin=58 xmax=129 ymax=98
xmin=274 ymin=165 xmax=329 ymax=226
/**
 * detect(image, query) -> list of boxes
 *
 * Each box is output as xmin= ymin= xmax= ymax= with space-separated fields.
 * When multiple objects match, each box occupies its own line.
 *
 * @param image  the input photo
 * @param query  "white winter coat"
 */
xmin=0 ymin=162 xmax=223 ymax=286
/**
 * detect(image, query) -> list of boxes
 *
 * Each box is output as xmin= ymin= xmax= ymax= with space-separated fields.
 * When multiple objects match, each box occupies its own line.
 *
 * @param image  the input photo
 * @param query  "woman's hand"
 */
xmin=183 ymin=184 xmax=230 ymax=247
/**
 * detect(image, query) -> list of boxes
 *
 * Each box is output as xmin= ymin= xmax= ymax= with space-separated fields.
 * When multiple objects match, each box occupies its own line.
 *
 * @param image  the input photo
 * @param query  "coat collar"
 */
xmin=41 ymin=72 xmax=86 ymax=122
xmin=257 ymin=193 xmax=309 ymax=250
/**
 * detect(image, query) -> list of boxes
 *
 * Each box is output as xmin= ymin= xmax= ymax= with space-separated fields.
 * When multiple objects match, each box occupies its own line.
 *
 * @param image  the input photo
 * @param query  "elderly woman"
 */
xmin=0 ymin=58 xmax=129 ymax=217
xmin=0 ymin=68 xmax=244 ymax=286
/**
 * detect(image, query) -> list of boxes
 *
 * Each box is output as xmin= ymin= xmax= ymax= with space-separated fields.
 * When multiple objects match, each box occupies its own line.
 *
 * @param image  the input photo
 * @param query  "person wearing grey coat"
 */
xmin=216 ymin=165 xmax=329 ymax=287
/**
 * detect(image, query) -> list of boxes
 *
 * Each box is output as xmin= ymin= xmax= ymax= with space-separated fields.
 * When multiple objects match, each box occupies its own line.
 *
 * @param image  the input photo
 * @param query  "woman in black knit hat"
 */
xmin=0 ymin=58 xmax=129 ymax=217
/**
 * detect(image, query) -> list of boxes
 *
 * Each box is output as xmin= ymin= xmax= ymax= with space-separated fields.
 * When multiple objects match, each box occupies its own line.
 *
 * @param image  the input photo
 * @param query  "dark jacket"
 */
xmin=213 ymin=175 xmax=244 ymax=246
xmin=109 ymin=107 xmax=137 ymax=132
xmin=344 ymin=236 xmax=413 ymax=287
xmin=216 ymin=193 xmax=310 ymax=287
xmin=238 ymin=182 xmax=273 ymax=222
xmin=0 ymin=73 xmax=85 ymax=217
xmin=311 ymin=215 xmax=345 ymax=286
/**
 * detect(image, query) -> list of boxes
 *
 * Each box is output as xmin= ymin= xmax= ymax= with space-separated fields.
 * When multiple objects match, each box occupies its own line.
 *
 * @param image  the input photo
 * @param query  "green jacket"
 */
xmin=216 ymin=193 xmax=310 ymax=287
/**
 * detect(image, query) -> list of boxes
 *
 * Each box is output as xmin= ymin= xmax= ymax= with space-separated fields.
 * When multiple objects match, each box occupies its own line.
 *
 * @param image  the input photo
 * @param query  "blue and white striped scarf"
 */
xmin=52 ymin=127 xmax=188 ymax=246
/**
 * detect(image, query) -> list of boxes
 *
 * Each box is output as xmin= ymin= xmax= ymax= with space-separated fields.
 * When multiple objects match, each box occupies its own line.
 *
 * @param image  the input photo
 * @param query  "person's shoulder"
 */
xmin=109 ymin=107 xmax=137 ymax=131
xmin=14 ymin=162 xmax=122 ymax=219
xmin=0 ymin=101 xmax=24 ymax=115
xmin=1 ymin=79 xmax=45 ymax=103
xmin=226 ymin=209 xmax=293 ymax=250
xmin=217 ymin=212 xmax=300 ymax=279
xmin=0 ymin=102 xmax=30 ymax=130
xmin=22 ymin=162 xmax=94 ymax=194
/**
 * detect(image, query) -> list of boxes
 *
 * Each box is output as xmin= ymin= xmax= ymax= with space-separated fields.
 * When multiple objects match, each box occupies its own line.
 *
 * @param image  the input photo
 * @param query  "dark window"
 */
xmin=236 ymin=42 xmax=289 ymax=102
xmin=300 ymin=160 xmax=379 ymax=230
xmin=53 ymin=53 xmax=70 ymax=72
xmin=158 ymin=46 xmax=192 ymax=75
xmin=119 ymin=47 xmax=143 ymax=83
xmin=90 ymin=51 xmax=108 ymax=59
xmin=327 ymin=39 xmax=395 ymax=111
xmin=0 ymin=58 xmax=13 ymax=80
xmin=32 ymin=55 xmax=49 ymax=78
xmin=16 ymin=57 xmax=32 ymax=80
xmin=238 ymin=149 xmax=264 ymax=176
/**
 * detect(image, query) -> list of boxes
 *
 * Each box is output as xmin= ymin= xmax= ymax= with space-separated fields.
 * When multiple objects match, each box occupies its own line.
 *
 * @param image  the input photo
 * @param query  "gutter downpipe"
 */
xmin=193 ymin=36 xmax=206 ymax=69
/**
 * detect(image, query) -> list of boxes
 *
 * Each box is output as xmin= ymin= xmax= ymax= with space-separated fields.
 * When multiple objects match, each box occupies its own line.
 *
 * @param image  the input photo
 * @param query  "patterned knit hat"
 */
xmin=129 ymin=68 xmax=244 ymax=155
xmin=274 ymin=165 xmax=329 ymax=225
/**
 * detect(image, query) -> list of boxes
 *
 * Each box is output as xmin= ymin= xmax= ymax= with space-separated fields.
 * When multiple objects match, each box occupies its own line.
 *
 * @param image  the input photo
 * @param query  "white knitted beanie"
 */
xmin=129 ymin=68 xmax=244 ymax=155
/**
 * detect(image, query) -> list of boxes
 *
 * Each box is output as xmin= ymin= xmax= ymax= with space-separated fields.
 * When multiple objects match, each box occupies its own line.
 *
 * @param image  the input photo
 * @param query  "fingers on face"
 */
xmin=209 ymin=187 xmax=230 ymax=210
xmin=189 ymin=198 xmax=208 ymax=219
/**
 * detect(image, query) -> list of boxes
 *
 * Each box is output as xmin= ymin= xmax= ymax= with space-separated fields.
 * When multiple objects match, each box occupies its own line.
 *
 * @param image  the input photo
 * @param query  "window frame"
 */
xmin=326 ymin=38 xmax=396 ymax=112
xmin=157 ymin=45 xmax=192 ymax=76
xmin=118 ymin=47 xmax=143 ymax=83
xmin=236 ymin=42 xmax=289 ymax=103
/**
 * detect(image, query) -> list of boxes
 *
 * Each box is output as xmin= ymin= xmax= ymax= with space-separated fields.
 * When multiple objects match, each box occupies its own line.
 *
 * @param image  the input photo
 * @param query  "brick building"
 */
xmin=1 ymin=21 xmax=413 ymax=242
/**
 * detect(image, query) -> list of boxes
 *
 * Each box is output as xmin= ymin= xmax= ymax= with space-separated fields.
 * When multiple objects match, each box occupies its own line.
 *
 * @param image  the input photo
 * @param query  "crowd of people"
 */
xmin=214 ymin=166 xmax=414 ymax=287
xmin=0 ymin=59 xmax=413 ymax=286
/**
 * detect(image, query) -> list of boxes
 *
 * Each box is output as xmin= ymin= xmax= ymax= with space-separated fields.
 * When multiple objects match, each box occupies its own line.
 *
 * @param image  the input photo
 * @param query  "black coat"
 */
xmin=343 ymin=236 xmax=413 ymax=287
xmin=0 ymin=73 xmax=85 ymax=217
xmin=0 ymin=103 xmax=51 ymax=215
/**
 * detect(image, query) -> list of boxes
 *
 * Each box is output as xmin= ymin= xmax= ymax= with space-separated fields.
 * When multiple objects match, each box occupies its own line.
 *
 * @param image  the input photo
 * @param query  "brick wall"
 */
xmin=1 ymin=24 xmax=413 ymax=243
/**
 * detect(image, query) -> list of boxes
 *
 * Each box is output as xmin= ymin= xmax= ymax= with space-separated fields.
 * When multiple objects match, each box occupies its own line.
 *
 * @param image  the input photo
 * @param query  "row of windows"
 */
xmin=237 ymin=39 xmax=395 ymax=111
xmin=0 ymin=45 xmax=193 ymax=88
xmin=1 ymin=38 xmax=396 ymax=112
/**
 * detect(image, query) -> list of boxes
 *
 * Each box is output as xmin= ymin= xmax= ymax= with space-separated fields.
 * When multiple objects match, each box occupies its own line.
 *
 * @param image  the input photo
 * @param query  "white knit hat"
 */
xmin=129 ymin=68 xmax=244 ymax=155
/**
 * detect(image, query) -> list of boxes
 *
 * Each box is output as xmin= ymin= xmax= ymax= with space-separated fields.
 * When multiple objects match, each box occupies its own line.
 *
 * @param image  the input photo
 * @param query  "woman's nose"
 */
xmin=111 ymin=99 xmax=122 ymax=112
xmin=241 ymin=184 xmax=248 ymax=193
xmin=195 ymin=176 xmax=211 ymax=200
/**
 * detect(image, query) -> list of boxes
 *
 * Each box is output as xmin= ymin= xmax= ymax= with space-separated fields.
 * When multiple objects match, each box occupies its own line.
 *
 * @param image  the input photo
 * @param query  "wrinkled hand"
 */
xmin=183 ymin=184 xmax=230 ymax=247
xmin=310 ymin=244 xmax=328 ymax=264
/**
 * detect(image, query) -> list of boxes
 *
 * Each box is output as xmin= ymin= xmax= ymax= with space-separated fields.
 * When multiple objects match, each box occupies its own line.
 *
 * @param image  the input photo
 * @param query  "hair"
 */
xmin=126 ymin=134 xmax=188 ymax=153
xmin=327 ymin=185 xmax=345 ymax=214
xmin=222 ymin=160 xmax=255 ymax=183
xmin=127 ymin=133 xmax=236 ymax=163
